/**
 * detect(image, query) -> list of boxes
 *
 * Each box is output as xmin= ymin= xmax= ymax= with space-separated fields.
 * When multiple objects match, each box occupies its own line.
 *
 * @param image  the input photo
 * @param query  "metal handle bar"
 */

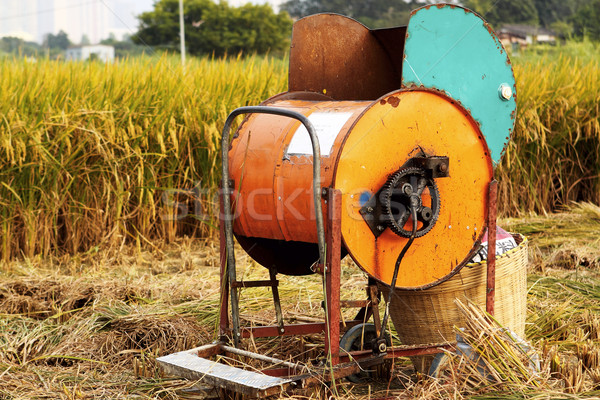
xmin=221 ymin=106 xmax=326 ymax=345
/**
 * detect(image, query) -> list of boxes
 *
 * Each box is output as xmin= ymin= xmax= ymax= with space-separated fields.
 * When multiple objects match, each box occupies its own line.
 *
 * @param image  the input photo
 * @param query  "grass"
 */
xmin=1 ymin=205 xmax=600 ymax=399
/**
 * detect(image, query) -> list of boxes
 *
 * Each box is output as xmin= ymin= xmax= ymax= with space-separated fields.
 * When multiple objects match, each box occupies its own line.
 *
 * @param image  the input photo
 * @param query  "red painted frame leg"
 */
xmin=324 ymin=189 xmax=342 ymax=365
xmin=486 ymin=180 xmax=498 ymax=316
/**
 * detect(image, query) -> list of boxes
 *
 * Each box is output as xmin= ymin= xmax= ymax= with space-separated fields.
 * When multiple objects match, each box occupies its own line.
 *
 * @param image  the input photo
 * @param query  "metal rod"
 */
xmin=221 ymin=345 xmax=301 ymax=370
xmin=369 ymin=285 xmax=382 ymax=336
xmin=270 ymin=268 xmax=285 ymax=335
xmin=339 ymin=343 xmax=455 ymax=362
xmin=221 ymin=106 xmax=325 ymax=346
xmin=178 ymin=342 xmax=222 ymax=356
xmin=486 ymin=180 xmax=498 ymax=315
xmin=219 ymin=196 xmax=229 ymax=339
xmin=237 ymin=320 xmax=365 ymax=338
xmin=178 ymin=0 xmax=186 ymax=69
xmin=230 ymin=280 xmax=279 ymax=288
xmin=339 ymin=300 xmax=370 ymax=308
xmin=379 ymin=206 xmax=418 ymax=343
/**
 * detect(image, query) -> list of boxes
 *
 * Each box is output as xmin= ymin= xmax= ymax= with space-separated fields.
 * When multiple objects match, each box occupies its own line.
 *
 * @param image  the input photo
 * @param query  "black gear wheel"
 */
xmin=381 ymin=167 xmax=441 ymax=238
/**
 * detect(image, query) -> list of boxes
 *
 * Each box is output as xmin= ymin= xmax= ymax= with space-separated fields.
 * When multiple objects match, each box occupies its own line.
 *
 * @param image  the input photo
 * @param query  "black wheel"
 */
xmin=340 ymin=323 xmax=391 ymax=383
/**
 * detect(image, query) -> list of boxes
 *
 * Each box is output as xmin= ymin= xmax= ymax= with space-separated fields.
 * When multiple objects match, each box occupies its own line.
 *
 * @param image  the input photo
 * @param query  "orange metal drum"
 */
xmin=333 ymin=90 xmax=493 ymax=288
xmin=229 ymin=96 xmax=370 ymax=276
xmin=229 ymin=99 xmax=370 ymax=243
xmin=228 ymin=89 xmax=493 ymax=288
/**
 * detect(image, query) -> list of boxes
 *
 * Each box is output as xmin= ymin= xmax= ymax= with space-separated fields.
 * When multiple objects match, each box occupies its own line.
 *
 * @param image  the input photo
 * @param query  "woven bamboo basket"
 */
xmin=380 ymin=234 xmax=528 ymax=373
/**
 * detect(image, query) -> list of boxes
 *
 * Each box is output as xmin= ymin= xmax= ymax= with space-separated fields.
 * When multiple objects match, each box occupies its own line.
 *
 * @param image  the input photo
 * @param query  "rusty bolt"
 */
xmin=367 ymin=206 xmax=374 ymax=213
xmin=438 ymin=163 xmax=448 ymax=173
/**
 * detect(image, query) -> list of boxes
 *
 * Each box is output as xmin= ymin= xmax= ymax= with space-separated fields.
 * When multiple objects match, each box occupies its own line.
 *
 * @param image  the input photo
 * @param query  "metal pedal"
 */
xmin=157 ymin=351 xmax=295 ymax=398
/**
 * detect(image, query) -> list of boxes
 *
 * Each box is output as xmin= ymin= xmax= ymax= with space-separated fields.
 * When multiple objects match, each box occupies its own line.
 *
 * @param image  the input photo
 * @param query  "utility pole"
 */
xmin=179 ymin=0 xmax=186 ymax=70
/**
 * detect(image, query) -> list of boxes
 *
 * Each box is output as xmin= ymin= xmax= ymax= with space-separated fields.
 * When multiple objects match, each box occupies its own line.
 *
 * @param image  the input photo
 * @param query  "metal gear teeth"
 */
xmin=381 ymin=167 xmax=441 ymax=238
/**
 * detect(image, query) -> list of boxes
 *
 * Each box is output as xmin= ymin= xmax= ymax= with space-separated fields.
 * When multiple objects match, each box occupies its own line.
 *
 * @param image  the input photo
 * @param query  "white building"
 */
xmin=498 ymin=25 xmax=557 ymax=50
xmin=53 ymin=0 xmax=112 ymax=44
xmin=0 ymin=0 xmax=40 ymax=42
xmin=65 ymin=45 xmax=115 ymax=62
xmin=1 ymin=1 xmax=140 ymax=44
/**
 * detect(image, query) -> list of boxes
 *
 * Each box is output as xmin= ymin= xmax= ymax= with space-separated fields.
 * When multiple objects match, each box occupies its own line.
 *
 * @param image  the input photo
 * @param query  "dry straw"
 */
xmin=381 ymin=234 xmax=528 ymax=373
xmin=436 ymin=299 xmax=545 ymax=391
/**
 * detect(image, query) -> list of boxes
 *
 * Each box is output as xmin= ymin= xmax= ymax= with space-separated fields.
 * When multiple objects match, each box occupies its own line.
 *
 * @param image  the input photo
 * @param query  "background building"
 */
xmin=65 ymin=44 xmax=115 ymax=62
xmin=0 ymin=0 xmax=151 ymax=44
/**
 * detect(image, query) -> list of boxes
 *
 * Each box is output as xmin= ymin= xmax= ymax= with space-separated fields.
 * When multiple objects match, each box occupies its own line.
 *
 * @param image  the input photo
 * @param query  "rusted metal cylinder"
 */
xmin=230 ymin=99 xmax=369 ymax=244
xmin=228 ymin=89 xmax=493 ymax=289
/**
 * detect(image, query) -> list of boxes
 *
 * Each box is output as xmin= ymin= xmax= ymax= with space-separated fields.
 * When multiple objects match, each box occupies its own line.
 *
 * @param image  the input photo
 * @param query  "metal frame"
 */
xmin=220 ymin=106 xmax=327 ymax=347
xmin=486 ymin=180 xmax=498 ymax=315
xmin=158 ymin=106 xmax=499 ymax=398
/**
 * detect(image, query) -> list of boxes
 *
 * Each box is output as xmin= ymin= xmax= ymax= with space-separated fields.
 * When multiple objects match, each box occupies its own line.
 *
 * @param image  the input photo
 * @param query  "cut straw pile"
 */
xmin=405 ymin=297 xmax=600 ymax=399
xmin=503 ymin=202 xmax=600 ymax=272
xmin=440 ymin=300 xmax=544 ymax=392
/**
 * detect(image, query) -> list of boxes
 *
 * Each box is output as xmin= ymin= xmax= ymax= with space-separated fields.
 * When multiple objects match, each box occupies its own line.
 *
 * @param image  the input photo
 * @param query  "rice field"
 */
xmin=497 ymin=54 xmax=600 ymax=215
xmin=0 ymin=47 xmax=599 ymax=260
xmin=1 ymin=43 xmax=600 ymax=398
xmin=0 ymin=54 xmax=287 ymax=261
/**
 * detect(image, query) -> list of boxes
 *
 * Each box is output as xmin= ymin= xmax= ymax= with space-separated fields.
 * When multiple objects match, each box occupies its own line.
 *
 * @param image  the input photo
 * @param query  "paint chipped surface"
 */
xmin=387 ymin=96 xmax=401 ymax=107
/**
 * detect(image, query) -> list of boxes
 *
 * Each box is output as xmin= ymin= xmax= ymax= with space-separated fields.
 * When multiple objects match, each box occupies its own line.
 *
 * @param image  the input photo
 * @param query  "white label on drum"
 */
xmin=286 ymin=112 xmax=353 ymax=157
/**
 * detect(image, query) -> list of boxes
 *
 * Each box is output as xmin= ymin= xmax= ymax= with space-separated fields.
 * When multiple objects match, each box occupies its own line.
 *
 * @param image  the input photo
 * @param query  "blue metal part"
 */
xmin=402 ymin=5 xmax=517 ymax=164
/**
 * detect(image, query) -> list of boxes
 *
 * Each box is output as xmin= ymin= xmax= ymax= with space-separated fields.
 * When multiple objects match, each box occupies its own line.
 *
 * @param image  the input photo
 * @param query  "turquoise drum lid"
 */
xmin=402 ymin=5 xmax=517 ymax=164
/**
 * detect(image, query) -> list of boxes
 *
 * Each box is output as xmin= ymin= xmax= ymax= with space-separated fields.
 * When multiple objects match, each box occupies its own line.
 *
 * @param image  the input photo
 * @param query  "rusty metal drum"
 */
xmin=229 ymin=89 xmax=493 ymax=288
xmin=226 ymin=5 xmax=515 ymax=290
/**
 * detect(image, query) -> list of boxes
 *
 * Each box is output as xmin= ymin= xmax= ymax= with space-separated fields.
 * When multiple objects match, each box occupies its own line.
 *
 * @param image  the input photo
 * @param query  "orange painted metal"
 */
xmin=228 ymin=89 xmax=493 ymax=288
xmin=333 ymin=90 xmax=493 ymax=288
xmin=229 ymin=99 xmax=370 ymax=243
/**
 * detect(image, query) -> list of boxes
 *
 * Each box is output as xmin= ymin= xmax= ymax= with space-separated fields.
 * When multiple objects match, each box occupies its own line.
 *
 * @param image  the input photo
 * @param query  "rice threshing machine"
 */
xmin=158 ymin=4 xmax=521 ymax=397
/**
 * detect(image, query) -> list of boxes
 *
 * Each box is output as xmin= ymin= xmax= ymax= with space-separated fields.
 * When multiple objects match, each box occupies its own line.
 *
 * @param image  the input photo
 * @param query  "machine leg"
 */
xmin=324 ymin=189 xmax=342 ymax=365
xmin=219 ymin=190 xmax=240 ymax=346
xmin=352 ymin=283 xmax=376 ymax=324
xmin=486 ymin=180 xmax=498 ymax=316
xmin=368 ymin=285 xmax=382 ymax=337
xmin=270 ymin=268 xmax=285 ymax=335
xmin=228 ymin=243 xmax=241 ymax=347
xmin=219 ymin=197 xmax=230 ymax=340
